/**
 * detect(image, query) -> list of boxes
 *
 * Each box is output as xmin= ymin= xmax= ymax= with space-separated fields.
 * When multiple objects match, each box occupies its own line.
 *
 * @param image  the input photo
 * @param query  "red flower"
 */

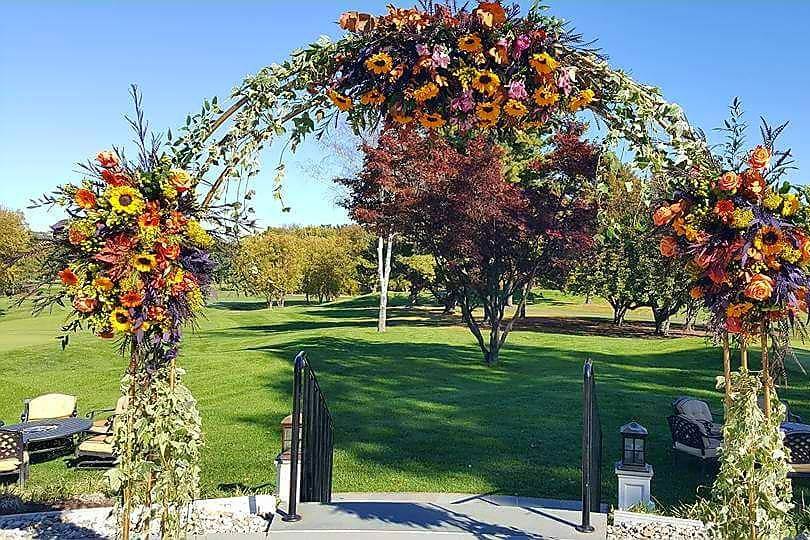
xmin=659 ymin=236 xmax=678 ymax=257
xmin=707 ymin=267 xmax=726 ymax=285
xmin=75 ymin=189 xmax=96 ymax=209
xmin=73 ymin=297 xmax=98 ymax=313
xmin=165 ymin=211 xmax=189 ymax=234
xmin=726 ymin=316 xmax=743 ymax=334
xmin=101 ymin=168 xmax=128 ymax=186
xmin=155 ymin=241 xmax=180 ymax=261
xmin=96 ymin=150 xmax=119 ymax=169
xmin=714 ymin=172 xmax=741 ymax=192
xmin=713 ymin=199 xmax=735 ymax=223
xmin=748 ymin=146 xmax=771 ymax=170
xmin=120 ymin=290 xmax=143 ymax=308
xmin=58 ymin=268 xmax=78 ymax=286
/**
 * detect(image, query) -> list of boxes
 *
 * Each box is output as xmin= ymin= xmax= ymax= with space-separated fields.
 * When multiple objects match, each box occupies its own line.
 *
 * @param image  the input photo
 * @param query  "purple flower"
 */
xmin=513 ymin=34 xmax=532 ymax=57
xmin=432 ymin=45 xmax=450 ymax=69
xmin=451 ymin=89 xmax=475 ymax=112
xmin=507 ymin=80 xmax=527 ymax=100
xmin=416 ymin=43 xmax=430 ymax=57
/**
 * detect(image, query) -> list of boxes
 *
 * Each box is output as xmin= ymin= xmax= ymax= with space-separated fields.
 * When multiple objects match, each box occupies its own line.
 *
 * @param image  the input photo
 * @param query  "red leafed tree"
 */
xmin=339 ymin=124 xmax=599 ymax=364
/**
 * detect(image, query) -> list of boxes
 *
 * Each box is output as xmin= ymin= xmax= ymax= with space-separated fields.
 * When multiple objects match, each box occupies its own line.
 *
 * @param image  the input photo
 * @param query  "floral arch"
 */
xmin=39 ymin=2 xmax=720 ymax=538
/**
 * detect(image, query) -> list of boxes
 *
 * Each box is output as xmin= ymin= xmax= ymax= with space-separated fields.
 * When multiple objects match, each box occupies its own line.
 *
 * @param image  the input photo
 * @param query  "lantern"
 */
xmin=619 ymin=422 xmax=648 ymax=471
xmin=280 ymin=414 xmax=302 ymax=455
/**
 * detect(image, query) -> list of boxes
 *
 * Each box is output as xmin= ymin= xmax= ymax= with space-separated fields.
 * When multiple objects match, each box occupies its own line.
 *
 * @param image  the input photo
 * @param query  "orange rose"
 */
xmin=475 ymin=2 xmax=507 ymax=27
xmin=744 ymin=273 xmax=775 ymax=301
xmin=659 ymin=236 xmax=679 ymax=257
xmin=748 ymin=145 xmax=771 ymax=170
xmin=653 ymin=206 xmax=674 ymax=227
xmin=58 ymin=268 xmax=78 ymax=286
xmin=689 ymin=286 xmax=704 ymax=299
xmin=101 ymin=168 xmax=128 ymax=186
xmin=96 ymin=150 xmax=119 ymax=169
xmin=73 ymin=297 xmax=97 ymax=313
xmin=715 ymin=171 xmax=741 ymax=192
xmin=168 ymin=170 xmax=193 ymax=192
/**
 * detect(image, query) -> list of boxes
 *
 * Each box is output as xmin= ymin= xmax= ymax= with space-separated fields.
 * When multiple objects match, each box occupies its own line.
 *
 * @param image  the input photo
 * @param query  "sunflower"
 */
xmin=365 ymin=52 xmax=393 ymax=75
xmin=328 ymin=90 xmax=353 ymax=111
xmin=391 ymin=107 xmax=414 ymax=124
xmin=503 ymin=99 xmax=528 ymax=118
xmin=131 ymin=253 xmax=157 ymax=272
xmin=93 ymin=276 xmax=115 ymax=291
xmin=413 ymin=82 xmax=440 ymax=103
xmin=110 ymin=307 xmax=132 ymax=333
xmin=475 ymin=101 xmax=500 ymax=122
xmin=533 ymin=86 xmax=559 ymax=107
xmin=754 ymin=225 xmax=786 ymax=257
xmin=568 ymin=89 xmax=595 ymax=112
xmin=530 ymin=52 xmax=558 ymax=75
xmin=120 ymin=290 xmax=143 ymax=308
xmin=418 ymin=112 xmax=446 ymax=129
xmin=360 ymin=89 xmax=386 ymax=106
xmin=471 ymin=70 xmax=501 ymax=96
xmin=107 ymin=186 xmax=144 ymax=215
xmin=458 ymin=34 xmax=483 ymax=53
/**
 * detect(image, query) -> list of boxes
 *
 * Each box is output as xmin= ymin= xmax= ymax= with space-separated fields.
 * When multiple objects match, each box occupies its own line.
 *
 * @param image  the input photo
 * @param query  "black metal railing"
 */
xmin=577 ymin=358 xmax=602 ymax=533
xmin=285 ymin=351 xmax=334 ymax=522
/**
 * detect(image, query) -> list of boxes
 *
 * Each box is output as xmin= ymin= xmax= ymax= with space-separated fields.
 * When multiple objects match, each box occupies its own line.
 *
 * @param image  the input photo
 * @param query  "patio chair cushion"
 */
xmin=28 ymin=393 xmax=77 ymax=420
xmin=676 ymin=398 xmax=713 ymax=423
xmin=790 ymin=463 xmax=810 ymax=474
xmin=0 ymin=452 xmax=29 ymax=473
xmin=78 ymin=435 xmax=114 ymax=456
xmin=87 ymin=396 xmax=129 ymax=435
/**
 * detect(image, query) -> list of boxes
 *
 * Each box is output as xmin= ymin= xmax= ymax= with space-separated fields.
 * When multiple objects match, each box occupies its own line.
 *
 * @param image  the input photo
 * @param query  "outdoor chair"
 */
xmin=21 ymin=393 xmax=78 ymax=422
xmin=86 ymin=396 xmax=128 ymax=436
xmin=667 ymin=414 xmax=722 ymax=472
xmin=74 ymin=434 xmax=116 ymax=468
xmin=0 ymin=430 xmax=28 ymax=486
xmin=785 ymin=430 xmax=810 ymax=479
xmin=756 ymin=396 xmax=804 ymax=424
xmin=671 ymin=396 xmax=723 ymax=438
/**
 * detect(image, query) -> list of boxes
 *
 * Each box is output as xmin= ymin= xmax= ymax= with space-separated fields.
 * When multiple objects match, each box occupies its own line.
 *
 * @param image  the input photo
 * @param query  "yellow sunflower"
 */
xmin=458 ymin=34 xmax=483 ymax=53
xmin=475 ymin=101 xmax=500 ymax=122
xmin=471 ymin=70 xmax=501 ymax=96
xmin=107 ymin=186 xmax=144 ymax=215
xmin=391 ymin=106 xmax=414 ymax=124
xmin=503 ymin=99 xmax=528 ymax=118
xmin=413 ymin=82 xmax=440 ymax=103
xmin=328 ymin=90 xmax=353 ymax=111
xmin=530 ymin=52 xmax=558 ymax=75
xmin=365 ymin=52 xmax=393 ymax=75
xmin=110 ymin=307 xmax=132 ymax=333
xmin=131 ymin=253 xmax=157 ymax=272
xmin=754 ymin=226 xmax=786 ymax=257
xmin=568 ymin=89 xmax=595 ymax=112
xmin=533 ymin=86 xmax=559 ymax=107
xmin=418 ymin=112 xmax=446 ymax=129
xmin=360 ymin=89 xmax=386 ymax=106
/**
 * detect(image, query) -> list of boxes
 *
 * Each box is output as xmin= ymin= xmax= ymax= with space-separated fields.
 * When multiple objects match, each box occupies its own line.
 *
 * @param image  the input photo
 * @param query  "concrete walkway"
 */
xmin=268 ymin=493 xmax=607 ymax=539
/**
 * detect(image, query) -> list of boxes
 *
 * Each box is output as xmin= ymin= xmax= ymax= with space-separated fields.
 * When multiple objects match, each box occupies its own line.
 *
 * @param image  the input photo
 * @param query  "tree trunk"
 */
xmin=684 ymin=302 xmax=697 ymax=333
xmin=377 ymin=234 xmax=394 ymax=332
xmin=585 ymin=292 xmax=592 ymax=304
xmin=442 ymin=294 xmax=457 ymax=314
xmin=610 ymin=300 xmax=628 ymax=326
xmin=505 ymin=295 xmax=513 ymax=307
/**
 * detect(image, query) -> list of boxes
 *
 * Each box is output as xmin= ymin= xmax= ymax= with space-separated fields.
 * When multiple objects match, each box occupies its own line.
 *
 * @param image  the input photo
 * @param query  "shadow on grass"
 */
xmin=512 ymin=316 xmax=707 ymax=339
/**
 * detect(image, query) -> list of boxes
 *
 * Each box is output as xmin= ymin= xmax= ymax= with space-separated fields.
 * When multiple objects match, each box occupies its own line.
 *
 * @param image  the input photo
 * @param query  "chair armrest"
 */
xmin=85 ymin=408 xmax=115 ymax=420
xmin=20 ymin=400 xmax=30 ymax=422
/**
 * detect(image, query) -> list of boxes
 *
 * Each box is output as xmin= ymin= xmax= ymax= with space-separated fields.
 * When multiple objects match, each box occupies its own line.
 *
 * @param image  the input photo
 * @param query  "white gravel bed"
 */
xmin=608 ymin=520 xmax=713 ymax=539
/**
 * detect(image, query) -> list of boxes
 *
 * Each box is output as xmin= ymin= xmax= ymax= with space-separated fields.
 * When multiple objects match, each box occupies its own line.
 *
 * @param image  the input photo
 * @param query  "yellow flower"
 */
xmin=110 ymin=308 xmax=132 ymax=333
xmin=413 ymin=82 xmax=440 ymax=103
xmin=418 ymin=112 xmax=446 ymax=129
xmin=782 ymin=246 xmax=801 ymax=264
xmin=131 ymin=253 xmax=157 ymax=272
xmin=763 ymin=191 xmax=783 ymax=210
xmin=168 ymin=268 xmax=185 ymax=285
xmin=503 ymin=99 xmax=528 ymax=118
xmin=533 ymin=86 xmax=559 ymax=107
xmin=391 ymin=107 xmax=414 ymax=124
xmin=732 ymin=208 xmax=754 ymax=229
xmin=475 ymin=101 xmax=500 ymax=122
xmin=754 ymin=225 xmax=785 ymax=257
xmin=471 ymin=70 xmax=501 ymax=96
xmin=568 ymin=89 xmax=595 ymax=112
xmin=328 ymin=90 xmax=352 ymax=111
xmin=530 ymin=53 xmax=558 ymax=75
xmin=107 ymin=186 xmax=144 ymax=215
xmin=365 ymin=52 xmax=393 ymax=75
xmin=187 ymin=220 xmax=213 ymax=248
xmin=458 ymin=34 xmax=483 ymax=53
xmin=360 ymin=89 xmax=386 ymax=106
xmin=782 ymin=194 xmax=800 ymax=216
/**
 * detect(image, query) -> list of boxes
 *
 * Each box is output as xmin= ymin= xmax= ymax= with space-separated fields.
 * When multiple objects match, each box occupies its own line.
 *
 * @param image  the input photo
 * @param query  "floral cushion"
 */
xmin=28 ymin=393 xmax=76 ymax=420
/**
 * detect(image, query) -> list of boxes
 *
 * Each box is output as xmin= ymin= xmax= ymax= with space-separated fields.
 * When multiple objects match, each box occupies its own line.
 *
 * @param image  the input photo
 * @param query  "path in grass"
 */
xmin=1 ymin=291 xmax=808 ymax=508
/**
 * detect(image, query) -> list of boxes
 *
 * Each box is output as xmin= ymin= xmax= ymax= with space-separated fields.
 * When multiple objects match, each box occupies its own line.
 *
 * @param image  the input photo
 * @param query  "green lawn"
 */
xmin=1 ymin=290 xmax=809 ymax=509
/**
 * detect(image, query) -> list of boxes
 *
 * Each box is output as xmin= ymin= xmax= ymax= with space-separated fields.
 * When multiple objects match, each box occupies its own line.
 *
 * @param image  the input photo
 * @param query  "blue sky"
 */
xmin=2 ymin=1 xmax=809 ymax=231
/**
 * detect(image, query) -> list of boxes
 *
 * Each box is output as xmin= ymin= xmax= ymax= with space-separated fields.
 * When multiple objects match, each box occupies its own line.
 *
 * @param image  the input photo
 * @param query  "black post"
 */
xmin=283 ymin=352 xmax=305 ymax=522
xmin=577 ymin=358 xmax=595 ymax=533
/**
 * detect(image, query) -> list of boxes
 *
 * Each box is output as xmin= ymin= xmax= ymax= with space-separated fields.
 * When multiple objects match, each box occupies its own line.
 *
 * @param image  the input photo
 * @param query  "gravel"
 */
xmin=0 ymin=509 xmax=271 ymax=539
xmin=608 ymin=520 xmax=713 ymax=540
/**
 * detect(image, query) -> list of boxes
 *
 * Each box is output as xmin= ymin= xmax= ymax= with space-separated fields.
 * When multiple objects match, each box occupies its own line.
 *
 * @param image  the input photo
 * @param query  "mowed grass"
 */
xmin=1 ymin=290 xmax=809 ymax=508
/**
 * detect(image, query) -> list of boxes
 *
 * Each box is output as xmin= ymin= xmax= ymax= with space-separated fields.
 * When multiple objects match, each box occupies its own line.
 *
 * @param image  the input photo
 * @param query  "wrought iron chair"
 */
xmin=86 ymin=396 xmax=128 ymax=436
xmin=75 ymin=397 xmax=125 ymax=468
xmin=0 ymin=430 xmax=28 ymax=486
xmin=672 ymin=396 xmax=723 ymax=438
xmin=667 ymin=414 xmax=722 ymax=475
xmin=21 ymin=393 xmax=78 ymax=422
xmin=756 ymin=396 xmax=803 ymax=424
xmin=785 ymin=430 xmax=810 ymax=479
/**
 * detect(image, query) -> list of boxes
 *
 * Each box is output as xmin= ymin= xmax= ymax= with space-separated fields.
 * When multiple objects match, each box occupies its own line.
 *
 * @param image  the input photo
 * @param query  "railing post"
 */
xmin=577 ymin=359 xmax=595 ymax=533
xmin=283 ymin=352 xmax=305 ymax=522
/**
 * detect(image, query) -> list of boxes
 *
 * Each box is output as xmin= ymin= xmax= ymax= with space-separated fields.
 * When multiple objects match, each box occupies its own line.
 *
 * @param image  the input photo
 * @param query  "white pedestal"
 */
xmin=275 ymin=452 xmax=302 ymax=504
xmin=615 ymin=462 xmax=654 ymax=511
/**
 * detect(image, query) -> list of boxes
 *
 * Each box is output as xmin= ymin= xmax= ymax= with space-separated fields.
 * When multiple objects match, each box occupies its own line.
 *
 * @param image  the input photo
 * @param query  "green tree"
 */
xmin=232 ymin=230 xmax=305 ymax=307
xmin=397 ymin=254 xmax=436 ymax=306
xmin=0 ymin=207 xmax=35 ymax=296
xmin=301 ymin=234 xmax=358 ymax=303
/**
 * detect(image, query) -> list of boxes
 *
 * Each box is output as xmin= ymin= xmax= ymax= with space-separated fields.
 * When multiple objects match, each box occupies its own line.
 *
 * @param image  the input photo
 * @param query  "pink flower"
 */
xmin=416 ymin=43 xmax=430 ymax=56
xmin=557 ymin=67 xmax=575 ymax=97
xmin=431 ymin=45 xmax=450 ymax=69
xmin=513 ymin=34 xmax=532 ymax=57
xmin=507 ymin=80 xmax=527 ymax=100
xmin=451 ymin=89 xmax=475 ymax=112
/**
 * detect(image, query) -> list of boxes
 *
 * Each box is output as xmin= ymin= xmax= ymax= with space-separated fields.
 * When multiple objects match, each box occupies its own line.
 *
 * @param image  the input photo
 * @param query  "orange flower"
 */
xmin=748 ymin=145 xmax=771 ymax=170
xmin=364 ymin=52 xmax=393 ymax=75
xmin=168 ymin=170 xmax=193 ymax=192
xmin=93 ymin=276 xmax=114 ymax=291
xmin=503 ymin=99 xmax=528 ymax=118
xmin=338 ymin=11 xmax=375 ymax=32
xmin=328 ymin=90 xmax=352 ymax=111
xmin=458 ymin=34 xmax=483 ymax=53
xmin=120 ymin=290 xmax=144 ymax=308
xmin=75 ymin=189 xmax=97 ymax=209
xmin=714 ymin=171 xmax=741 ymax=192
xmin=413 ymin=82 xmax=440 ymax=103
xmin=391 ymin=106 xmax=414 ymax=124
xmin=475 ymin=1 xmax=507 ymax=27
xmin=530 ymin=53 xmax=558 ymax=75
xmin=653 ymin=201 xmax=683 ymax=227
xmin=689 ymin=286 xmax=704 ymax=300
xmin=726 ymin=302 xmax=754 ymax=318
xmin=138 ymin=201 xmax=161 ymax=227
xmin=360 ymin=89 xmax=386 ymax=106
xmin=726 ymin=316 xmax=743 ymax=334
xmin=101 ymin=169 xmax=128 ymax=186
xmin=58 ymin=268 xmax=78 ymax=286
xmin=659 ymin=236 xmax=679 ymax=257
xmin=742 ymin=169 xmax=766 ymax=198
xmin=714 ymin=199 xmax=735 ymax=223
xmin=475 ymin=101 xmax=500 ymax=122
xmin=68 ymin=227 xmax=87 ymax=245
xmin=73 ymin=297 xmax=97 ymax=314
xmin=533 ymin=86 xmax=559 ymax=107
xmin=418 ymin=112 xmax=446 ymax=129
xmin=155 ymin=241 xmax=180 ymax=261
xmin=96 ymin=150 xmax=119 ymax=169
xmin=744 ymin=273 xmax=775 ymax=301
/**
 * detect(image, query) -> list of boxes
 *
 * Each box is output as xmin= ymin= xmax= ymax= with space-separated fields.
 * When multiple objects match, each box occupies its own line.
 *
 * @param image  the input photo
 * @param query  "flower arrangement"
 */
xmin=654 ymin=127 xmax=810 ymax=339
xmin=325 ymin=1 xmax=596 ymax=134
xmin=43 ymin=151 xmax=214 ymax=348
